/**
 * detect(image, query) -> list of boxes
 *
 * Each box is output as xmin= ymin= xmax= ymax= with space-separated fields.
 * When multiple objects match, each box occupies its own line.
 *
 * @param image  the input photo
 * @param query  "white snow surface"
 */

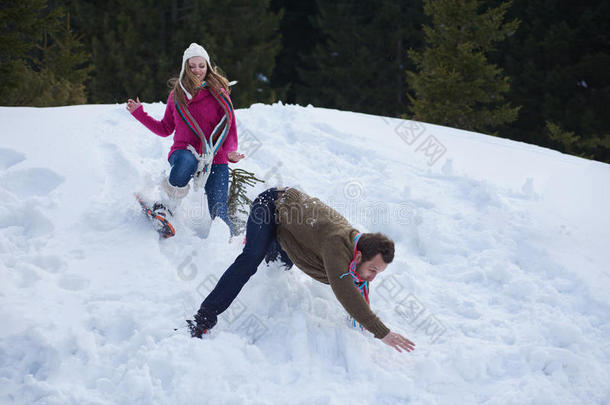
xmin=1 ymin=102 xmax=609 ymax=405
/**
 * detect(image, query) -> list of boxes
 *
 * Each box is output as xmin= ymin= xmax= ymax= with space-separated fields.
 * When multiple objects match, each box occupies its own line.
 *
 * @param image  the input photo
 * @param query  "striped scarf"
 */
xmin=339 ymin=233 xmax=370 ymax=330
xmin=174 ymin=82 xmax=234 ymax=189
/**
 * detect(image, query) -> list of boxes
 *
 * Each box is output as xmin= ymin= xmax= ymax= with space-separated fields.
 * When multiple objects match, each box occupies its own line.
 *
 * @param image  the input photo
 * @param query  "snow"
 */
xmin=1 ymin=101 xmax=609 ymax=404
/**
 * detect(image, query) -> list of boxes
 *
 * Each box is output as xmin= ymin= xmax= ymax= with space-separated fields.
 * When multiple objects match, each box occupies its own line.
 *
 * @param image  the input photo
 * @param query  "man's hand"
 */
xmin=381 ymin=331 xmax=415 ymax=353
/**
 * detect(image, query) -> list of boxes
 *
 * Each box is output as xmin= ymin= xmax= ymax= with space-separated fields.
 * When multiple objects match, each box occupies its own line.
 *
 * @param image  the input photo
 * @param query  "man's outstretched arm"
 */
xmin=322 ymin=242 xmax=416 ymax=352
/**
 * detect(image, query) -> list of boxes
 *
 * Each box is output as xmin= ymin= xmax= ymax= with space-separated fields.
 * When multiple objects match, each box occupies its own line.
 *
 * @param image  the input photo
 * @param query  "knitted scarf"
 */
xmin=339 ymin=232 xmax=370 ymax=330
xmin=174 ymin=82 xmax=234 ymax=190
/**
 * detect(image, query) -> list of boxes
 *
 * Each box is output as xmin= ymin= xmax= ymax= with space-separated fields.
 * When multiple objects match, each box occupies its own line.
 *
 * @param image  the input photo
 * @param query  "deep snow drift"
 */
xmin=1 ymin=101 xmax=609 ymax=404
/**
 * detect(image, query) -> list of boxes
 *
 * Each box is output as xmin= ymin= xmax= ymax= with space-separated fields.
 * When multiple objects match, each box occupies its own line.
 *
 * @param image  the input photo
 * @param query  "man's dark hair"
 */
xmin=358 ymin=233 xmax=395 ymax=263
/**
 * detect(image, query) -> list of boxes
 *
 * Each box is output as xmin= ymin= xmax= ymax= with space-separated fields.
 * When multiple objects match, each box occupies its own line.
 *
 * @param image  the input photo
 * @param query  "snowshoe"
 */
xmin=135 ymin=193 xmax=176 ymax=238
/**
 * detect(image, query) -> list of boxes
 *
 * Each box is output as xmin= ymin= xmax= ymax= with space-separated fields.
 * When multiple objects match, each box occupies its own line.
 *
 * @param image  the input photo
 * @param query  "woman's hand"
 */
xmin=381 ymin=331 xmax=415 ymax=353
xmin=228 ymin=151 xmax=245 ymax=163
xmin=126 ymin=97 xmax=142 ymax=113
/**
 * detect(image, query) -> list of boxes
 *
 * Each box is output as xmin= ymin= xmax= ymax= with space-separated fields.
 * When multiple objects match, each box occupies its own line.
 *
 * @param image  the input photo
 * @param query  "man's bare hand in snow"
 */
xmin=381 ymin=331 xmax=415 ymax=353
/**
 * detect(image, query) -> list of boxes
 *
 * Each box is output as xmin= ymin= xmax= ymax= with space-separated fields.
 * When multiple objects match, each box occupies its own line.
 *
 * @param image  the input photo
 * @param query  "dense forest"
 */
xmin=1 ymin=0 xmax=608 ymax=162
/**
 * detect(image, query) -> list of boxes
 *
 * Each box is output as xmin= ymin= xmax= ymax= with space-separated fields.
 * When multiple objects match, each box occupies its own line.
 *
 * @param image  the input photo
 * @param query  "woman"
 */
xmin=127 ymin=43 xmax=244 ymax=236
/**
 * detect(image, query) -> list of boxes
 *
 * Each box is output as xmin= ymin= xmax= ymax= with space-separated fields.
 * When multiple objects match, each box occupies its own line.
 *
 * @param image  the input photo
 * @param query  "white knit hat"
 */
xmin=179 ymin=43 xmax=211 ymax=100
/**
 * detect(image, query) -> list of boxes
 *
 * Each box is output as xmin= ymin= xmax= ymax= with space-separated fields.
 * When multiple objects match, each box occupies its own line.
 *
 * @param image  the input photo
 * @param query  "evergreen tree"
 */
xmin=31 ymin=12 xmax=91 ymax=106
xmin=1 ymin=0 xmax=46 ymax=102
xmin=545 ymin=121 xmax=580 ymax=155
xmin=0 ymin=1 xmax=90 ymax=106
xmin=228 ymin=168 xmax=264 ymax=235
xmin=194 ymin=0 xmax=283 ymax=108
xmin=269 ymin=0 xmax=319 ymax=104
xmin=406 ymin=0 xmax=520 ymax=134
xmin=295 ymin=0 xmax=424 ymax=117
xmin=297 ymin=0 xmax=373 ymax=111
xmin=66 ymin=0 xmax=281 ymax=106
xmin=65 ymin=0 xmax=173 ymax=103
xmin=0 ymin=0 xmax=44 ymax=92
xmin=544 ymin=121 xmax=610 ymax=162
xmin=492 ymin=0 xmax=610 ymax=163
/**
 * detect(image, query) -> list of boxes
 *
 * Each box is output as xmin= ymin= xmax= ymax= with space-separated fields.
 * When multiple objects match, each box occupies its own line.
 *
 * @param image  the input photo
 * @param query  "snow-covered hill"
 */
xmin=1 ymin=102 xmax=609 ymax=404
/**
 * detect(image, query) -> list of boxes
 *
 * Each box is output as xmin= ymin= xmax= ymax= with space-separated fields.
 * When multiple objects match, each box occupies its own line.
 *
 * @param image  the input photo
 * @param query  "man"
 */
xmin=188 ymin=187 xmax=415 ymax=353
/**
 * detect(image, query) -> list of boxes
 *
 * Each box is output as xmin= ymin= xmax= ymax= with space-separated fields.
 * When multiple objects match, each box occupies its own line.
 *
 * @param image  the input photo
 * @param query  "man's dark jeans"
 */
xmin=195 ymin=188 xmax=292 ymax=329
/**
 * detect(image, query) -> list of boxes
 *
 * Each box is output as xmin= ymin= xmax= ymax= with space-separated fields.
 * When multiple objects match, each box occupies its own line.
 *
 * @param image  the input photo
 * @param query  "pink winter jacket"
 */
xmin=131 ymin=88 xmax=238 ymax=164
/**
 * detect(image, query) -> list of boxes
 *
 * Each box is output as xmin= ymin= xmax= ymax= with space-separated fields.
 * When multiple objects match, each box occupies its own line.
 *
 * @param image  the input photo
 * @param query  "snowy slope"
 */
xmin=1 ymin=102 xmax=609 ymax=405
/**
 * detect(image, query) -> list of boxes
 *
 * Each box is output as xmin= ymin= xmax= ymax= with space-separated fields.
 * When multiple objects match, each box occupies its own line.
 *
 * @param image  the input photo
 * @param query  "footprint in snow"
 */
xmin=29 ymin=254 xmax=66 ymax=274
xmin=58 ymin=274 xmax=90 ymax=291
xmin=0 ymin=167 xmax=64 ymax=199
xmin=0 ymin=147 xmax=26 ymax=170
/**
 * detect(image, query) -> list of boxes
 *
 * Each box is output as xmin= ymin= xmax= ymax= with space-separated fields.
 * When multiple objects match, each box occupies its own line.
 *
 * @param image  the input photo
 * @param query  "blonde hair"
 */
xmin=169 ymin=59 xmax=230 ymax=107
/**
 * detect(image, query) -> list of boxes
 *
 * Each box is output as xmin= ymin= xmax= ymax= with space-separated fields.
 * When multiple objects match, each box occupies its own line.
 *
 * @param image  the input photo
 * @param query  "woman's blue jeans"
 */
xmin=168 ymin=149 xmax=235 ymax=235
